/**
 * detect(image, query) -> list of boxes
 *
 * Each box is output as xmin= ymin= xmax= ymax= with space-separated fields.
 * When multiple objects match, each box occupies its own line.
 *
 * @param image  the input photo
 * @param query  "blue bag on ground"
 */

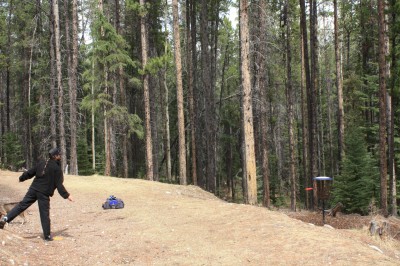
xmin=102 ymin=195 xmax=124 ymax=209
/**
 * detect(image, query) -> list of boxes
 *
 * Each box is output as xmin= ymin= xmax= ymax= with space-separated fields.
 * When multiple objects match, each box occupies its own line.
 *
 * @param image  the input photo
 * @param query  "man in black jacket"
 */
xmin=0 ymin=148 xmax=73 ymax=241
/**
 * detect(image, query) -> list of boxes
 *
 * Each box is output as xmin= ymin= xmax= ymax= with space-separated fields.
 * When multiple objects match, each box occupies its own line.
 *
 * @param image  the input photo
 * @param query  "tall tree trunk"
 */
xmin=70 ymin=0 xmax=79 ymax=175
xmin=187 ymin=0 xmax=197 ymax=186
xmin=191 ymin=0 xmax=199 ymax=186
xmin=150 ymin=75 xmax=159 ymax=181
xmin=91 ymin=61 xmax=96 ymax=171
xmin=97 ymin=0 xmax=111 ymax=177
xmin=309 ymin=0 xmax=319 ymax=209
xmin=257 ymin=0 xmax=270 ymax=208
xmin=28 ymin=14 xmax=38 ymax=167
xmin=5 ymin=0 xmax=13 ymax=133
xmin=172 ymin=0 xmax=187 ymax=185
xmin=389 ymin=0 xmax=397 ymax=216
xmin=240 ymin=0 xmax=257 ymax=205
xmin=53 ymin=0 xmax=67 ymax=171
xmin=104 ymin=71 xmax=111 ymax=176
xmin=49 ymin=0 xmax=57 ymax=149
xmin=65 ymin=0 xmax=78 ymax=175
xmin=285 ymin=0 xmax=296 ymax=212
xmin=201 ymin=0 xmax=216 ymax=193
xmin=115 ymin=0 xmax=128 ymax=178
xmin=387 ymin=92 xmax=396 ymax=215
xmin=378 ymin=0 xmax=388 ymax=216
xmin=299 ymin=0 xmax=311 ymax=208
xmin=161 ymin=4 xmax=171 ymax=181
xmin=161 ymin=67 xmax=172 ymax=181
xmin=140 ymin=0 xmax=154 ymax=181
xmin=64 ymin=0 xmax=72 ymax=170
xmin=334 ymin=0 xmax=345 ymax=170
xmin=300 ymin=29 xmax=309 ymax=208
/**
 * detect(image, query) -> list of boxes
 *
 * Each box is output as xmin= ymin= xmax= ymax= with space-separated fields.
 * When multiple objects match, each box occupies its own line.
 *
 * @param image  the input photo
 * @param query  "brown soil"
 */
xmin=1 ymin=170 xmax=400 ymax=265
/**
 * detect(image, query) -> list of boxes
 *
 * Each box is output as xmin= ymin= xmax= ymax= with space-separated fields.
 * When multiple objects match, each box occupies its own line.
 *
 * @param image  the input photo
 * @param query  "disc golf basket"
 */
xmin=313 ymin=176 xmax=333 ymax=224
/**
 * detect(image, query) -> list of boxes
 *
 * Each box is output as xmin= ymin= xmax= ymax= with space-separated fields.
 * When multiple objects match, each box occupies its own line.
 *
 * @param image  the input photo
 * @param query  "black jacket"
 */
xmin=19 ymin=159 xmax=70 ymax=199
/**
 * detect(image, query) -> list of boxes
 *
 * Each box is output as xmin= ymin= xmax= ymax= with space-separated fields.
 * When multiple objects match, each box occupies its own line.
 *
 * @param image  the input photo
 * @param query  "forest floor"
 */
xmin=1 ymin=170 xmax=400 ymax=266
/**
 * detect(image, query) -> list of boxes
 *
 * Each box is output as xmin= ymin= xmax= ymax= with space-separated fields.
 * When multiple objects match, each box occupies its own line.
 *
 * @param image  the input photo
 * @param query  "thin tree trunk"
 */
xmin=28 ymin=16 xmax=37 ymax=167
xmin=49 ymin=0 xmax=57 ymax=149
xmin=53 ymin=0 xmax=67 ymax=171
xmin=172 ymin=0 xmax=187 ymax=185
xmin=91 ymin=61 xmax=96 ymax=171
xmin=6 ymin=0 xmax=13 ymax=133
xmin=140 ymin=0 xmax=153 ymax=181
xmin=309 ymin=0 xmax=319 ymax=209
xmin=240 ymin=0 xmax=257 ymax=205
xmin=161 ymin=7 xmax=171 ymax=182
xmin=23 ymin=49 xmax=30 ymax=167
xmin=104 ymin=69 xmax=111 ymax=176
xmin=201 ymin=0 xmax=216 ymax=193
xmin=115 ymin=0 xmax=128 ymax=178
xmin=97 ymin=0 xmax=111 ymax=177
xmin=285 ymin=0 xmax=296 ymax=212
xmin=65 ymin=0 xmax=78 ymax=175
xmin=387 ymin=92 xmax=396 ymax=215
xmin=191 ymin=0 xmax=198 ymax=186
xmin=299 ymin=0 xmax=311 ymax=208
xmin=70 ymin=0 xmax=79 ymax=175
xmin=186 ymin=0 xmax=197 ymax=186
xmin=389 ymin=0 xmax=397 ymax=216
xmin=64 ymin=0 xmax=72 ymax=169
xmin=377 ymin=0 xmax=388 ymax=216
xmin=218 ymin=42 xmax=230 ymax=195
xmin=257 ymin=0 xmax=270 ymax=208
xmin=334 ymin=0 xmax=344 ymax=169
xmin=300 ymin=30 xmax=308 ymax=207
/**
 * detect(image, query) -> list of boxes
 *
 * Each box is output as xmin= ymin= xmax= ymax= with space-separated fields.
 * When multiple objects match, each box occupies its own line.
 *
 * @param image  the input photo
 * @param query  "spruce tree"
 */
xmin=332 ymin=126 xmax=379 ymax=214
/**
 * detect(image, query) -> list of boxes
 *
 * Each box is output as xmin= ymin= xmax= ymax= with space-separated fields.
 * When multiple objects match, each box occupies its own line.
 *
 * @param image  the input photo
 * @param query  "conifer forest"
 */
xmin=0 ymin=0 xmax=399 ymax=215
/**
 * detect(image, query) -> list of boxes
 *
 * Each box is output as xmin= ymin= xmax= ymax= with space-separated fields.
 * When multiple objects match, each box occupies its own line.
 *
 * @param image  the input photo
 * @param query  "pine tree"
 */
xmin=332 ymin=126 xmax=379 ymax=214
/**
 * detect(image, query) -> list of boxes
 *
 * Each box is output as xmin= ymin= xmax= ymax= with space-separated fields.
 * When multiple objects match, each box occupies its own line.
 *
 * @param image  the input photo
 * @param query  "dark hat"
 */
xmin=49 ymin=147 xmax=61 ymax=157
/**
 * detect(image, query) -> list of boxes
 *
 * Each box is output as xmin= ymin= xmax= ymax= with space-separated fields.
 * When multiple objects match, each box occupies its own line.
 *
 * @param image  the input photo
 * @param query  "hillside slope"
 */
xmin=0 ymin=170 xmax=399 ymax=265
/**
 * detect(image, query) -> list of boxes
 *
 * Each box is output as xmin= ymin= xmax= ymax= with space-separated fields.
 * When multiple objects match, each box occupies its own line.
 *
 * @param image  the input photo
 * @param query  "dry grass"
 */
xmin=1 ymin=170 xmax=399 ymax=265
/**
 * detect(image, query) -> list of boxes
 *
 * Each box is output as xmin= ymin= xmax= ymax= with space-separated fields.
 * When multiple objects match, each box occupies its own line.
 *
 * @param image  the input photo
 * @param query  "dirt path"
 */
xmin=1 ymin=170 xmax=399 ymax=265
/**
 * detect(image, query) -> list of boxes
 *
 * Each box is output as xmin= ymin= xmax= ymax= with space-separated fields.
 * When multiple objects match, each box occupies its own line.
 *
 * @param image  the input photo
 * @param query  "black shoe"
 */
xmin=0 ymin=217 xmax=7 ymax=229
xmin=44 ymin=235 xmax=53 ymax=241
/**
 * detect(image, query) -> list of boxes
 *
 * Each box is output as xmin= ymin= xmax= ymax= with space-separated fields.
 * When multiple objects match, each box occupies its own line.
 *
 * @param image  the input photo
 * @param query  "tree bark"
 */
xmin=309 ymin=0 xmax=319 ymax=209
xmin=186 ymin=0 xmax=197 ymax=186
xmin=201 ymin=0 xmax=216 ymax=193
xmin=53 ymin=0 xmax=67 ymax=171
xmin=300 ymin=30 xmax=309 ymax=207
xmin=378 ymin=0 xmax=388 ymax=216
xmin=334 ymin=0 xmax=345 ymax=170
xmin=49 ymin=0 xmax=57 ymax=149
xmin=299 ymin=0 xmax=312 ymax=208
xmin=65 ymin=0 xmax=79 ymax=175
xmin=161 ymin=5 xmax=172 ymax=181
xmin=70 ymin=0 xmax=79 ymax=175
xmin=115 ymin=0 xmax=128 ymax=178
xmin=389 ymin=0 xmax=397 ymax=216
xmin=140 ymin=0 xmax=154 ymax=181
xmin=5 ymin=0 xmax=13 ymax=133
xmin=285 ymin=0 xmax=296 ymax=211
xmin=240 ymin=0 xmax=257 ymax=205
xmin=257 ymin=0 xmax=270 ymax=208
xmin=172 ymin=0 xmax=187 ymax=185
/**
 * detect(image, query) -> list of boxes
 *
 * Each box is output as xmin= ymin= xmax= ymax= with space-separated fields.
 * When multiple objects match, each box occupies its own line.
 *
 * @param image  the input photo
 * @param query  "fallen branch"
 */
xmin=325 ymin=202 xmax=343 ymax=217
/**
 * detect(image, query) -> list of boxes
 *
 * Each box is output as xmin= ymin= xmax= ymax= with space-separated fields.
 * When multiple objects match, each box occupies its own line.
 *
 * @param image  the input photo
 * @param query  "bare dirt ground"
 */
xmin=1 ymin=170 xmax=400 ymax=266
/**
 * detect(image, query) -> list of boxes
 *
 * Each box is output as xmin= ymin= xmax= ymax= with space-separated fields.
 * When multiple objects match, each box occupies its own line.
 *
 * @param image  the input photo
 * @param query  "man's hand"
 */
xmin=67 ymin=195 xmax=74 ymax=202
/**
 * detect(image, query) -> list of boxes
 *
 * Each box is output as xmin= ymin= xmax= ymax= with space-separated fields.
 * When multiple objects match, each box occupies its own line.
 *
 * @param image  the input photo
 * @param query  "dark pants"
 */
xmin=7 ymin=188 xmax=51 ymax=237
